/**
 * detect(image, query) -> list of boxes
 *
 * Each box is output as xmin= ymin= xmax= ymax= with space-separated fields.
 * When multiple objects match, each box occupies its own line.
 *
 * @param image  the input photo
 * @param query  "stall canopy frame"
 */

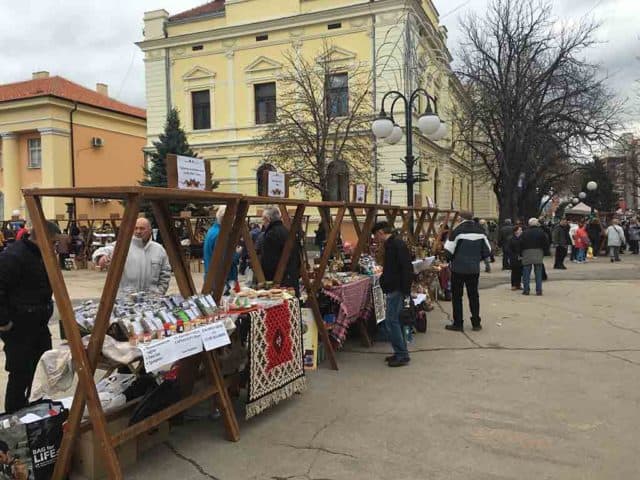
xmin=23 ymin=186 xmax=243 ymax=480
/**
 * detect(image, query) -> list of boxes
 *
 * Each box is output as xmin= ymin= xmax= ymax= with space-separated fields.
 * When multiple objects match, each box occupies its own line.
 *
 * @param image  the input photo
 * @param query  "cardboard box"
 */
xmin=72 ymin=415 xmax=137 ymax=480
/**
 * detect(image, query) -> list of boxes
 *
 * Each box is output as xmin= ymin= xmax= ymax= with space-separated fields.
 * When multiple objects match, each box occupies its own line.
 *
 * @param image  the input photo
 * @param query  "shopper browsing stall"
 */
xmin=0 ymin=221 xmax=60 ymax=413
xmin=92 ymin=217 xmax=171 ymax=294
xmin=372 ymin=222 xmax=413 ymax=368
xmin=260 ymin=206 xmax=301 ymax=293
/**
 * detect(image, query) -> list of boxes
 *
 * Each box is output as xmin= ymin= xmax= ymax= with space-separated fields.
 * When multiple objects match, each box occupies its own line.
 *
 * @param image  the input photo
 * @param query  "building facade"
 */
xmin=138 ymin=0 xmax=497 ymax=217
xmin=0 ymin=72 xmax=147 ymax=219
xmin=601 ymin=134 xmax=639 ymax=211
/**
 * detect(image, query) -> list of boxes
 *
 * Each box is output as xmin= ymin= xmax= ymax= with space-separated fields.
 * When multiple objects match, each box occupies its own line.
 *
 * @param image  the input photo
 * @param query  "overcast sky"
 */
xmin=1 ymin=0 xmax=638 ymax=128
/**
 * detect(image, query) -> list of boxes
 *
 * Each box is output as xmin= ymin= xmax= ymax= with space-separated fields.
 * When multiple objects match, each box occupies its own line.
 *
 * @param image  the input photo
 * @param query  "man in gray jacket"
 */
xmin=520 ymin=218 xmax=550 ymax=296
xmin=93 ymin=218 xmax=172 ymax=294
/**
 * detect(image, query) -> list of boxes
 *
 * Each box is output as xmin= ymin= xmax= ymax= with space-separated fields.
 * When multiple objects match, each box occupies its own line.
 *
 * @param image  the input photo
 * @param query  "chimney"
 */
xmin=96 ymin=83 xmax=109 ymax=96
xmin=32 ymin=71 xmax=50 ymax=80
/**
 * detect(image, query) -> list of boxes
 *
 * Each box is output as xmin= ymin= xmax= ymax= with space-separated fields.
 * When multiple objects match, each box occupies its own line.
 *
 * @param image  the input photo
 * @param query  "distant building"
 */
xmin=599 ymin=134 xmax=639 ymax=211
xmin=0 ymin=72 xmax=146 ymax=219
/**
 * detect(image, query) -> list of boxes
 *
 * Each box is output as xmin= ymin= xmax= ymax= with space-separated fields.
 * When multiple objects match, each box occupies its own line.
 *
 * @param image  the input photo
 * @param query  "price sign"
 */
xmin=267 ymin=171 xmax=286 ymax=198
xmin=200 ymin=322 xmax=231 ymax=351
xmin=171 ymin=330 xmax=203 ymax=359
xmin=139 ymin=337 xmax=177 ymax=372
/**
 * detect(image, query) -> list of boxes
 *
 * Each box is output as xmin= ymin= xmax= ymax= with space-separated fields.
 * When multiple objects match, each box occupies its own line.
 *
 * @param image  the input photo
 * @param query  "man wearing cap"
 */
xmin=0 ymin=221 xmax=60 ymax=412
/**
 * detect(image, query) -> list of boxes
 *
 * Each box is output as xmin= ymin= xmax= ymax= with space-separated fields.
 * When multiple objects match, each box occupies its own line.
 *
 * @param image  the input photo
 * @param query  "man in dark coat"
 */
xmin=444 ymin=211 xmax=492 ymax=332
xmin=373 ymin=222 xmax=413 ymax=367
xmin=552 ymin=218 xmax=571 ymax=269
xmin=0 ymin=221 xmax=60 ymax=413
xmin=260 ymin=206 xmax=300 ymax=293
xmin=498 ymin=219 xmax=513 ymax=270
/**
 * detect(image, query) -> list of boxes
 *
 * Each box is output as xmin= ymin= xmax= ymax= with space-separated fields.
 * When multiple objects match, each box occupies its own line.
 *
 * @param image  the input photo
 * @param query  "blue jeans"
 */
xmin=522 ymin=264 xmax=543 ymax=294
xmin=577 ymin=248 xmax=586 ymax=262
xmin=385 ymin=291 xmax=409 ymax=360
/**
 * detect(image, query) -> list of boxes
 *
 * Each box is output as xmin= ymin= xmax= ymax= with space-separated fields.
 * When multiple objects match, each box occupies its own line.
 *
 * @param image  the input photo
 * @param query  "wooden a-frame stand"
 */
xmin=23 ymin=187 xmax=243 ymax=480
xmin=233 ymin=197 xmax=340 ymax=371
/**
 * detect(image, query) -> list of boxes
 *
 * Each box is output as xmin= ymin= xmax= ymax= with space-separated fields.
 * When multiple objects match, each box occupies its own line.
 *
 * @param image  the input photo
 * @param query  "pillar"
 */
xmin=38 ymin=128 xmax=71 ymax=218
xmin=0 ymin=132 xmax=21 ymax=219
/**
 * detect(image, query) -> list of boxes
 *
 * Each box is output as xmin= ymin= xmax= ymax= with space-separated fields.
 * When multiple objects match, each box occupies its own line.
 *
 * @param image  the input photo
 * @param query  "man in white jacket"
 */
xmin=606 ymin=219 xmax=626 ymax=263
xmin=92 ymin=218 xmax=172 ymax=294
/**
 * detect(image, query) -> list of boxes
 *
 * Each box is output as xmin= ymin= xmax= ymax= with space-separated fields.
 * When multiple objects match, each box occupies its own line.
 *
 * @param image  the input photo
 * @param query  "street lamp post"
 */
xmin=586 ymin=181 xmax=598 ymax=215
xmin=372 ymin=89 xmax=447 ymax=231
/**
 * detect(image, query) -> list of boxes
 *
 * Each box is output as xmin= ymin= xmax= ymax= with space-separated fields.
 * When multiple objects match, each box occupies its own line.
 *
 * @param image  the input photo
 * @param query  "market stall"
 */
xmin=23 ymin=187 xmax=244 ymax=480
xmin=235 ymin=197 xmax=339 ymax=371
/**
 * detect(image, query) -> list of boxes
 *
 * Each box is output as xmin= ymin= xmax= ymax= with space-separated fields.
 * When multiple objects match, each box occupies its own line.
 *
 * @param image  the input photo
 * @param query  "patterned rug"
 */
xmin=247 ymin=298 xmax=306 ymax=419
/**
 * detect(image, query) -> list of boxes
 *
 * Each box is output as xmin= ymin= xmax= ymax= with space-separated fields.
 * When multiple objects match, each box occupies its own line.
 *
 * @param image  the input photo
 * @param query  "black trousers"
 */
xmin=554 ymin=246 xmax=567 ymax=267
xmin=3 ymin=328 xmax=51 ymax=413
xmin=451 ymin=272 xmax=480 ymax=327
xmin=502 ymin=246 xmax=511 ymax=269
xmin=511 ymin=264 xmax=522 ymax=287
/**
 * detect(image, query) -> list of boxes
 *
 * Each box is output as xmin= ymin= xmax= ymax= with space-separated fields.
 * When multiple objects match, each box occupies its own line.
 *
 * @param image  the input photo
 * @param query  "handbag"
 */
xmin=399 ymin=297 xmax=416 ymax=327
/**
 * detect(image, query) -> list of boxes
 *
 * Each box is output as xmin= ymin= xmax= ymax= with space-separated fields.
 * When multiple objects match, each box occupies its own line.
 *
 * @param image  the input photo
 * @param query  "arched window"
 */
xmin=256 ymin=163 xmax=276 ymax=196
xmin=326 ymin=160 xmax=349 ymax=201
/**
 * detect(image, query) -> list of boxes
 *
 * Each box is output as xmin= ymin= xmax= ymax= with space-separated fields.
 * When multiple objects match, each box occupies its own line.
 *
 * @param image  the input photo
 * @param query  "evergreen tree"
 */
xmin=141 ymin=108 xmax=196 ymax=188
xmin=580 ymin=159 xmax=617 ymax=212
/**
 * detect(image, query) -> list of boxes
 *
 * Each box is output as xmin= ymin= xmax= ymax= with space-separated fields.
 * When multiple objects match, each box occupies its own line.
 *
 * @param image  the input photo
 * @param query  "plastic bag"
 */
xmin=587 ymin=246 xmax=594 ymax=259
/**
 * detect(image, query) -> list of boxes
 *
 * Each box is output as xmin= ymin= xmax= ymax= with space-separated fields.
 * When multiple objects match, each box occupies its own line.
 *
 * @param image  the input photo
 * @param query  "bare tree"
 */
xmin=453 ymin=0 xmax=622 ymax=221
xmin=255 ymin=44 xmax=373 ymax=200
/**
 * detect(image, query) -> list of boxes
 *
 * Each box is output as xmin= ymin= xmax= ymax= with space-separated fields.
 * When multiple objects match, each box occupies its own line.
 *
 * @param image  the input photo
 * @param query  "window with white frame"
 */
xmin=326 ymin=73 xmax=348 ymax=118
xmin=191 ymin=90 xmax=211 ymax=130
xmin=254 ymin=82 xmax=276 ymax=125
xmin=28 ymin=138 xmax=42 ymax=168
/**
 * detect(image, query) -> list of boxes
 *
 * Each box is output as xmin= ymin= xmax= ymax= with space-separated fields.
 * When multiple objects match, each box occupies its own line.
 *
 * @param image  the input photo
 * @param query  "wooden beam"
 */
xmin=351 ymin=207 xmax=377 ymax=270
xmin=26 ymin=195 xmax=130 ymax=480
xmin=202 ymin=199 xmax=239 ymax=297
xmin=312 ymin=206 xmax=346 ymax=291
xmin=273 ymin=204 xmax=305 ymax=286
xmin=242 ymin=221 xmax=266 ymax=285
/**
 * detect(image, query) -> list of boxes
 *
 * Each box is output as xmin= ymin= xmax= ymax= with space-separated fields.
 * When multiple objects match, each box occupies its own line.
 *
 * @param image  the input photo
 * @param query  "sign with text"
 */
xmin=166 ymin=153 xmax=212 ymax=190
xmin=380 ymin=189 xmax=392 ymax=205
xmin=200 ymin=322 xmax=231 ymax=351
xmin=267 ymin=171 xmax=287 ymax=198
xmin=139 ymin=337 xmax=177 ymax=373
xmin=353 ymin=184 xmax=367 ymax=203
xmin=172 ymin=330 xmax=204 ymax=359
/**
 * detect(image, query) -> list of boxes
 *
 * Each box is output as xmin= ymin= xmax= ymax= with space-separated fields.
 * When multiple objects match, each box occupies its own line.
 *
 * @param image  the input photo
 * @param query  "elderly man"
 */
xmin=520 ymin=218 xmax=550 ymax=296
xmin=260 ymin=206 xmax=300 ymax=292
xmin=92 ymin=217 xmax=171 ymax=294
xmin=0 ymin=221 xmax=60 ymax=412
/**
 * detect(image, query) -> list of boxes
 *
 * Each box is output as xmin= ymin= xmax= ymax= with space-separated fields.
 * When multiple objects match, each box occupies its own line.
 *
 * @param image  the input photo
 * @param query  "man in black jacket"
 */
xmin=498 ymin=219 xmax=513 ymax=270
xmin=552 ymin=218 xmax=570 ymax=269
xmin=260 ymin=206 xmax=301 ymax=293
xmin=0 ymin=221 xmax=60 ymax=412
xmin=444 ymin=211 xmax=492 ymax=332
xmin=373 ymin=222 xmax=413 ymax=367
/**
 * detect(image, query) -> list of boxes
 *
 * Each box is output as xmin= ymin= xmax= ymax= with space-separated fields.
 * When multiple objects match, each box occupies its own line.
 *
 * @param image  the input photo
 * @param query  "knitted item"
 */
xmin=246 ymin=298 xmax=306 ymax=419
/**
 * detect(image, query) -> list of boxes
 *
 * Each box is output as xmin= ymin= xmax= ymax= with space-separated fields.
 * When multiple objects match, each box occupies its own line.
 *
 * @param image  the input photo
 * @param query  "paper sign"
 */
xmin=200 ymin=322 xmax=231 ymax=351
xmin=172 ymin=330 xmax=204 ymax=359
xmin=267 ymin=171 xmax=286 ymax=198
xmin=381 ymin=189 xmax=392 ymax=205
xmin=177 ymin=155 xmax=207 ymax=190
xmin=426 ymin=195 xmax=435 ymax=208
xmin=301 ymin=308 xmax=318 ymax=370
xmin=355 ymin=184 xmax=366 ymax=203
xmin=139 ymin=337 xmax=177 ymax=372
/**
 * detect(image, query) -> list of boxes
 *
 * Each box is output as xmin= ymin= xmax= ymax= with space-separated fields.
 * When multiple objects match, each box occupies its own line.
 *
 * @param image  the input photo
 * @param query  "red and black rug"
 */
xmin=247 ymin=298 xmax=306 ymax=419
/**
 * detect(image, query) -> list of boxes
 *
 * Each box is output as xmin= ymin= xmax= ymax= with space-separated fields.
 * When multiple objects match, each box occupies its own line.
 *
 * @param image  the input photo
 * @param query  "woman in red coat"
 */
xmin=574 ymin=222 xmax=590 ymax=263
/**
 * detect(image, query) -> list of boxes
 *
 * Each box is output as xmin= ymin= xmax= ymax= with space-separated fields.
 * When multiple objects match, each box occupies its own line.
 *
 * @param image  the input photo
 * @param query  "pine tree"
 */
xmin=141 ymin=108 xmax=196 ymax=188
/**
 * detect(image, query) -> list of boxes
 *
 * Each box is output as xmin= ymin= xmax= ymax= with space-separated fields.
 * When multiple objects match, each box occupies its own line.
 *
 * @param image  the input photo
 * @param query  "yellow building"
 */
xmin=0 ymin=72 xmax=147 ymax=220
xmin=138 ymin=0 xmax=497 ymax=217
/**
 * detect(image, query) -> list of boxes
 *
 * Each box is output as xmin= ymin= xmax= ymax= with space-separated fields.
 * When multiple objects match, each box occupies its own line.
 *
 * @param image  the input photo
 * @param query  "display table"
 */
xmin=322 ymin=276 xmax=374 ymax=347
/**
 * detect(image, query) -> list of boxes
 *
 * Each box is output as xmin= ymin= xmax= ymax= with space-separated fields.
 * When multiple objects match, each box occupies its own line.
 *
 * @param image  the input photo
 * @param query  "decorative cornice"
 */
xmin=137 ymin=0 xmax=402 ymax=51
xmin=37 ymin=127 xmax=70 ymax=137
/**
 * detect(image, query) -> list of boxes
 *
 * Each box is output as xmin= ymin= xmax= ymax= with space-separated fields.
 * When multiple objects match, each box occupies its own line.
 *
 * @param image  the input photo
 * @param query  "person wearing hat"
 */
xmin=0 ymin=221 xmax=60 ymax=412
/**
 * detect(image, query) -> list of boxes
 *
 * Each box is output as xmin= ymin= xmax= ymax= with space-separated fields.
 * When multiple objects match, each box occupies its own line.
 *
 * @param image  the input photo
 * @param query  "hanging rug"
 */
xmin=247 ymin=298 xmax=306 ymax=419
